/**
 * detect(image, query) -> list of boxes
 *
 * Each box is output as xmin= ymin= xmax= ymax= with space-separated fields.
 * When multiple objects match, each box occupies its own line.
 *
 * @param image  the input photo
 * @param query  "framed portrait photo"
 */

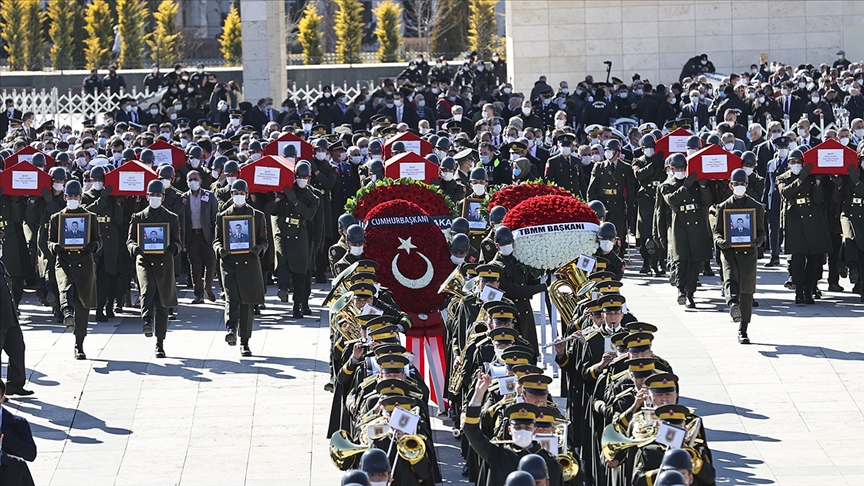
xmin=138 ymin=222 xmax=169 ymax=254
xmin=724 ymin=208 xmax=756 ymax=248
xmin=224 ymin=215 xmax=254 ymax=254
xmin=59 ymin=213 xmax=90 ymax=250
xmin=461 ymin=197 xmax=487 ymax=234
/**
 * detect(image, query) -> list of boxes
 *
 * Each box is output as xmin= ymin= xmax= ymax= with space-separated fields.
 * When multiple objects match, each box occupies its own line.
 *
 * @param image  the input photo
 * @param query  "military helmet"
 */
xmin=504 ymin=470 xmax=536 ymax=486
xmin=122 ymin=148 xmax=136 ymax=161
xmin=147 ymin=179 xmax=164 ymax=194
xmin=451 ymin=217 xmax=470 ymax=235
xmin=656 ymin=470 xmax=688 ymax=486
xmin=224 ymin=160 xmax=240 ymax=174
xmin=346 ymin=224 xmax=366 ymax=244
xmin=314 ymin=138 xmax=329 ymax=149
xmin=231 ymin=179 xmax=249 ymax=193
xmin=788 ymin=149 xmax=804 ymax=160
xmin=187 ymin=145 xmax=203 ymax=158
xmin=660 ymin=448 xmax=694 ymax=473
xmin=518 ymin=454 xmax=549 ymax=480
xmin=359 ymin=448 xmax=389 ymax=474
xmin=158 ymin=165 xmax=175 ymax=179
xmin=338 ymin=213 xmax=358 ymax=231
xmin=391 ymin=141 xmax=406 ymax=153
xmin=604 ymin=139 xmax=622 ymax=151
xmin=640 ymin=134 xmax=656 ymax=149
xmin=598 ymin=221 xmax=617 ymax=239
xmin=31 ymin=152 xmax=46 ymax=168
xmin=668 ymin=153 xmax=687 ymax=169
xmin=686 ymin=135 xmax=702 ymax=149
xmin=425 ymin=153 xmax=440 ymax=165
xmin=489 ymin=205 xmax=507 ymax=224
xmin=283 ymin=144 xmax=298 ymax=158
xmin=494 ymin=225 xmax=514 ymax=245
xmin=64 ymin=180 xmax=82 ymax=196
xmin=49 ymin=166 xmax=67 ymax=180
xmin=295 ymin=160 xmax=312 ymax=178
xmin=706 ymin=134 xmax=721 ymax=146
xmin=369 ymin=160 xmax=384 ymax=177
xmin=249 ymin=140 xmax=262 ymax=152
xmin=90 ymin=166 xmax=106 ymax=181
xmin=588 ymin=200 xmax=606 ymax=219
xmin=55 ymin=152 xmax=70 ymax=164
xmin=741 ymin=151 xmax=756 ymax=166
xmin=469 ymin=167 xmax=487 ymax=181
xmin=139 ymin=148 xmax=155 ymax=163
xmin=440 ymin=156 xmax=456 ymax=170
xmin=451 ymin=233 xmax=471 ymax=253
xmin=435 ymin=137 xmax=451 ymax=150
xmin=369 ymin=140 xmax=382 ymax=154
xmin=730 ymin=168 xmax=748 ymax=183
xmin=341 ymin=470 xmax=370 ymax=486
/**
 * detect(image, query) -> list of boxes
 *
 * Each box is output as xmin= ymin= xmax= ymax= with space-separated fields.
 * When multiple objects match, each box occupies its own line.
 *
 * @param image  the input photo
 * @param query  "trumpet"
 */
xmin=542 ymin=333 xmax=581 ymax=349
xmin=448 ymin=320 xmax=488 ymax=394
xmin=397 ymin=434 xmax=427 ymax=465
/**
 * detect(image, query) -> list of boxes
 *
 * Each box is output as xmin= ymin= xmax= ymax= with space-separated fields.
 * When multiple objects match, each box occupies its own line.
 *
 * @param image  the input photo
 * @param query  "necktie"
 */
xmin=397 ymin=108 xmax=402 ymax=123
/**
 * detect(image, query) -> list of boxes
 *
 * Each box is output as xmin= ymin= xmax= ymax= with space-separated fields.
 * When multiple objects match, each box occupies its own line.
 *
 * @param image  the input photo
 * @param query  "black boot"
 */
xmin=686 ymin=293 xmax=696 ymax=309
xmin=702 ymin=261 xmax=715 ymax=277
xmin=795 ymin=287 xmax=806 ymax=305
xmin=293 ymin=304 xmax=303 ymax=319
xmin=676 ymin=289 xmax=686 ymax=305
xmin=804 ymin=286 xmax=815 ymax=305
xmin=225 ymin=324 xmax=237 ymax=346
xmin=737 ymin=322 xmax=750 ymax=344
xmin=96 ymin=307 xmax=107 ymax=322
xmin=729 ymin=301 xmax=742 ymax=322
xmin=63 ymin=308 xmax=75 ymax=331
xmin=74 ymin=337 xmax=86 ymax=360
xmin=639 ymin=262 xmax=651 ymax=274
xmin=155 ymin=339 xmax=166 ymax=358
xmin=142 ymin=318 xmax=154 ymax=337
xmin=105 ymin=302 xmax=115 ymax=319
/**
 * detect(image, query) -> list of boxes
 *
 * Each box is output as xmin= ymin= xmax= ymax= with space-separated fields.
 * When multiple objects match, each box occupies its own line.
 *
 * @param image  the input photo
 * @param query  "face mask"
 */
xmin=416 ymin=99 xmax=425 ymax=108
xmin=687 ymin=149 xmax=697 ymax=156
xmin=732 ymin=185 xmax=749 ymax=197
xmin=840 ymin=137 xmax=850 ymax=146
xmin=297 ymin=179 xmax=309 ymax=188
xmin=724 ymin=143 xmax=734 ymax=151
xmin=778 ymin=148 xmax=789 ymax=158
xmin=394 ymin=99 xmax=403 ymax=107
xmin=743 ymin=167 xmax=754 ymax=176
xmin=718 ymin=92 xmax=725 ymax=99
xmin=350 ymin=155 xmax=362 ymax=165
xmin=480 ymin=155 xmax=491 ymax=164
xmin=674 ymin=171 xmax=686 ymax=180
xmin=125 ymin=105 xmax=133 ymax=113
xmin=161 ymin=179 xmax=171 ymax=189
xmin=441 ymin=171 xmax=454 ymax=182
xmin=542 ymin=97 xmax=551 ymax=106
xmin=66 ymin=199 xmax=80 ymax=210
xmin=855 ymin=129 xmax=864 ymax=138
xmin=149 ymin=108 xmax=159 ymax=116
xmin=790 ymin=164 xmax=802 ymax=175
xmin=93 ymin=181 xmax=105 ymax=191
xmin=226 ymin=176 xmax=237 ymax=185
xmin=314 ymin=152 xmax=327 ymax=161
xmin=757 ymin=96 xmax=766 ymax=104
xmin=598 ymin=240 xmax=615 ymax=252
xmin=302 ymin=123 xmax=313 ymax=132
xmin=250 ymin=153 xmax=261 ymax=161
xmin=450 ymin=254 xmax=465 ymax=265
xmin=798 ymin=82 xmax=806 ymax=89
xmin=231 ymin=118 xmax=241 ymax=127
xmin=169 ymin=113 xmax=178 ymax=121
xmin=586 ymin=96 xmax=594 ymax=102
xmin=643 ymin=148 xmax=655 ymax=157
xmin=174 ymin=103 xmax=183 ymax=111
xmin=493 ymin=347 xmax=505 ymax=362
xmin=372 ymin=154 xmax=383 ymax=162
xmin=453 ymin=114 xmax=463 ymax=121
xmin=233 ymin=194 xmax=246 ymax=206
xmin=781 ymin=89 xmax=789 ymax=96
xmin=581 ymin=155 xmax=592 ymax=165
xmin=670 ymin=98 xmax=677 ymax=104
xmin=189 ymin=158 xmax=201 ymax=168
xmin=748 ymin=92 xmax=756 ymax=100
xmin=521 ymin=107 xmax=532 ymax=116
xmin=149 ymin=196 xmax=162 ymax=209
xmin=472 ymin=183 xmax=486 ymax=196
xmin=811 ymin=96 xmax=820 ymax=103
xmin=78 ymin=156 xmax=88 ymax=166
xmin=605 ymin=150 xmax=615 ymax=160
xmin=350 ymin=245 xmax=364 ymax=256
xmin=592 ymin=154 xmax=603 ymax=162
xmin=219 ymin=104 xmax=228 ymax=112
xmin=53 ymin=182 xmax=64 ymax=191
xmin=513 ymin=167 xmax=522 ymax=178
xmin=498 ymin=243 xmax=513 ymax=256
xmin=511 ymin=429 xmax=533 ymax=448
xmin=555 ymin=118 xmax=566 ymax=128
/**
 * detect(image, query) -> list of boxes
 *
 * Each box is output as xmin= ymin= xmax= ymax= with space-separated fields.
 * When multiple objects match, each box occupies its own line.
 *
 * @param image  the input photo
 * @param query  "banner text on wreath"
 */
xmin=512 ymin=222 xmax=600 ymax=239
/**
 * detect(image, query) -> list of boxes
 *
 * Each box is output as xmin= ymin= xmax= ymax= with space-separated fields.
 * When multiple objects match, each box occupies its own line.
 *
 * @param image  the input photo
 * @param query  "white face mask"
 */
xmin=790 ymin=164 xmax=802 ymax=175
xmin=582 ymin=156 xmax=592 ymax=165
xmin=350 ymin=155 xmax=362 ymax=164
xmin=161 ymin=179 xmax=171 ymax=189
xmin=498 ymin=243 xmax=513 ymax=256
xmin=732 ymin=185 xmax=747 ymax=196
xmin=743 ymin=167 xmax=754 ymax=176
xmin=472 ymin=183 xmax=486 ymax=196
xmin=599 ymin=240 xmax=614 ymax=252
xmin=226 ymin=176 xmax=237 ymax=185
xmin=297 ymin=179 xmax=309 ymax=188
xmin=758 ymin=96 xmax=765 ymax=103
xmin=453 ymin=114 xmax=463 ymax=121
xmin=511 ymin=429 xmax=534 ymax=448
xmin=93 ymin=181 xmax=104 ymax=191
xmin=230 ymin=118 xmax=241 ymax=127
xmin=673 ymin=171 xmax=686 ymax=180
xmin=350 ymin=245 xmax=364 ymax=256
xmin=605 ymin=150 xmax=615 ymax=160
xmin=233 ymin=194 xmax=246 ymax=206
xmin=521 ymin=107 xmax=532 ymax=116
xmin=777 ymin=148 xmax=789 ymax=158
xmin=53 ymin=182 xmax=64 ymax=191
xmin=643 ymin=148 xmax=655 ymax=157
xmin=188 ymin=180 xmax=200 ymax=191
xmin=855 ymin=129 xmax=864 ymax=138
xmin=724 ymin=143 xmax=735 ymax=151
xmin=840 ymin=137 xmax=850 ymax=146
xmin=450 ymin=254 xmax=465 ymax=265
xmin=84 ymin=182 xmax=93 ymax=191
xmin=441 ymin=171 xmax=454 ymax=182
xmin=555 ymin=119 xmax=566 ymax=128
xmin=66 ymin=199 xmax=80 ymax=210
xmin=149 ymin=196 xmax=162 ymax=209
xmin=78 ymin=157 xmax=88 ymax=166
xmin=314 ymin=152 xmax=327 ymax=161
xmin=560 ymin=146 xmax=571 ymax=157
xmin=189 ymin=158 xmax=201 ymax=168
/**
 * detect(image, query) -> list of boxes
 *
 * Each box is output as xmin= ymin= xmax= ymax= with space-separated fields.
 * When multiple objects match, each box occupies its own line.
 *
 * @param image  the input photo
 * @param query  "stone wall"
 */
xmin=504 ymin=0 xmax=864 ymax=93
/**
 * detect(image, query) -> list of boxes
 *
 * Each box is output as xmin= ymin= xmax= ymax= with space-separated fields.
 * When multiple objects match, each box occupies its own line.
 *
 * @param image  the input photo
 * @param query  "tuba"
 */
xmin=548 ymin=259 xmax=590 ymax=326
xmin=448 ymin=320 xmax=488 ymax=394
xmin=397 ymin=434 xmax=427 ymax=465
xmin=600 ymin=424 xmax=655 ymax=461
xmin=439 ymin=267 xmax=467 ymax=298
xmin=329 ymin=429 xmax=368 ymax=470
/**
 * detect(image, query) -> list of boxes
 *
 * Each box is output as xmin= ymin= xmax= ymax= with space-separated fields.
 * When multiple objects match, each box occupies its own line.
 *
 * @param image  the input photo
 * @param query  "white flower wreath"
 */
xmin=512 ymin=227 xmax=599 ymax=270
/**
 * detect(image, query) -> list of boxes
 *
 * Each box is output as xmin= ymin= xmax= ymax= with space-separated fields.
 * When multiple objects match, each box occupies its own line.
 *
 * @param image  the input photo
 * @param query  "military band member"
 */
xmin=48 ymin=180 xmax=101 ymax=360
xmin=713 ymin=169 xmax=766 ymax=344
xmin=127 ymin=179 xmax=182 ymax=358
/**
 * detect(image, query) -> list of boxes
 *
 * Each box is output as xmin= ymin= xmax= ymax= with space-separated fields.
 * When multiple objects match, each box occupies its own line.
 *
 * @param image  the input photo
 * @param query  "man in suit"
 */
xmin=1 ymin=98 xmax=22 ymax=139
xmin=377 ymin=91 xmax=418 ymax=129
xmin=754 ymin=121 xmax=785 ymax=177
xmin=680 ymin=89 xmax=709 ymax=130
xmin=777 ymin=81 xmax=804 ymax=125
xmin=246 ymin=98 xmax=271 ymax=132
xmin=183 ymin=170 xmax=218 ymax=304
xmin=19 ymin=112 xmax=36 ymax=142
xmin=0 ymin=380 xmax=38 ymax=485
xmin=795 ymin=118 xmax=821 ymax=148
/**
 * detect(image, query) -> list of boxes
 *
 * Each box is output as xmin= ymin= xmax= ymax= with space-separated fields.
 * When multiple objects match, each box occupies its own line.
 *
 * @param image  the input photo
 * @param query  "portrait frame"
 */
xmin=59 ymin=213 xmax=90 ymax=250
xmin=461 ymin=197 xmax=487 ymax=235
xmin=138 ymin=222 xmax=169 ymax=254
xmin=724 ymin=208 xmax=756 ymax=248
xmin=223 ymin=215 xmax=255 ymax=254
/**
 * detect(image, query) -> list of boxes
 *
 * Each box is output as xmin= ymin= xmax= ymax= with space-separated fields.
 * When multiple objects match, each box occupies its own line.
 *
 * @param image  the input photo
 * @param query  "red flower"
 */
xmin=350 ymin=180 xmax=455 ymax=221
xmin=503 ymin=195 xmax=599 ymax=230
xmin=484 ymin=182 xmax=573 ymax=216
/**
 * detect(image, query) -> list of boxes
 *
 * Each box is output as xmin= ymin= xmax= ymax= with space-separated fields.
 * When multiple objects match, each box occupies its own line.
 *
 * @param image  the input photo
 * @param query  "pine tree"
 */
xmin=298 ymin=3 xmax=324 ymax=65
xmin=22 ymin=0 xmax=45 ymax=71
xmin=467 ymin=0 xmax=498 ymax=60
xmin=220 ymin=4 xmax=242 ymax=66
xmin=0 ymin=0 xmax=27 ymax=71
xmin=373 ymin=0 xmax=402 ymax=63
xmin=116 ymin=0 xmax=148 ymax=69
xmin=147 ymin=0 xmax=181 ymax=67
xmin=48 ymin=0 xmax=83 ymax=70
xmin=84 ymin=0 xmax=115 ymax=69
xmin=334 ymin=0 xmax=364 ymax=64
xmin=431 ymin=0 xmax=468 ymax=56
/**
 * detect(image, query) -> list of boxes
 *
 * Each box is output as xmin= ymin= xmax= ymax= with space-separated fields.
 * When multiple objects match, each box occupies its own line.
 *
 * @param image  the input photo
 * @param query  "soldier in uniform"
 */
xmin=214 ymin=179 xmax=269 ymax=356
xmin=596 ymin=222 xmax=625 ymax=280
xmin=127 ymin=180 xmax=182 ymax=358
xmin=588 ymin=139 xmax=636 ymax=255
xmin=713 ymin=169 xmax=766 ymax=344
xmin=491 ymin=226 xmax=546 ymax=352
xmin=777 ymin=154 xmax=832 ymax=304
xmin=157 ymin=164 xmax=185 ymax=319
xmin=660 ymin=154 xmax=714 ymax=308
xmin=631 ymin=134 xmax=666 ymax=275
xmin=82 ymin=166 xmax=123 ymax=321
xmin=437 ymin=156 xmax=466 ymax=203
xmin=452 ymin=217 xmax=482 ymax=263
xmin=334 ymin=225 xmax=367 ymax=275
xmin=545 ymin=133 xmax=588 ymax=199
xmin=840 ymin=165 xmax=864 ymax=302
xmin=0 ymin=232 xmax=34 ymax=395
xmin=48 ymin=180 xmax=101 ymax=359
xmin=329 ymin=213 xmax=356 ymax=277
xmin=311 ymin=139 xmax=337 ymax=283
xmin=27 ymin=166 xmax=68 ymax=322
xmin=264 ymin=160 xmax=320 ymax=316
xmin=479 ymin=205 xmax=506 ymax=263
xmin=0 ymin=184 xmax=35 ymax=304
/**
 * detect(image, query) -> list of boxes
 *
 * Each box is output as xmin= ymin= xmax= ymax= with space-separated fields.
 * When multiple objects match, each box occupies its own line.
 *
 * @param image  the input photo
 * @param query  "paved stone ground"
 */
xmin=2 ymin=254 xmax=862 ymax=486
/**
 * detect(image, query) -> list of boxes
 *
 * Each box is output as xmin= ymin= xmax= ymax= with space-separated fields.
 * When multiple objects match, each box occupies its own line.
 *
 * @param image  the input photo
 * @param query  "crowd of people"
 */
xmin=1 ymin=51 xmax=863 ymax=486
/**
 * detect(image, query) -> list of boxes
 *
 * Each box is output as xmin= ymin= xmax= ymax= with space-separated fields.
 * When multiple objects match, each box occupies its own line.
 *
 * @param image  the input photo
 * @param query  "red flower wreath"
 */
xmin=347 ymin=179 xmax=456 ymax=221
xmin=503 ymin=195 xmax=599 ymax=231
xmin=482 ymin=182 xmax=573 ymax=216
xmin=363 ymin=199 xmax=451 ymax=314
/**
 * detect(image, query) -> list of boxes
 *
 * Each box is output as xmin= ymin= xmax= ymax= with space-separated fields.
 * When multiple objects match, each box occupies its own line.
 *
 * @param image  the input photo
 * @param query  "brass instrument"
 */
xmin=555 ymin=423 xmax=580 ymax=482
xmin=438 ymin=267 xmax=467 ymax=298
xmin=448 ymin=320 xmax=488 ymax=394
xmin=630 ymin=407 xmax=659 ymax=441
xmin=397 ymin=434 xmax=427 ymax=465
xmin=329 ymin=429 xmax=368 ymax=470
xmin=683 ymin=417 xmax=704 ymax=474
xmin=600 ymin=424 xmax=655 ymax=461
xmin=325 ymin=262 xmax=359 ymax=307
xmin=330 ymin=293 xmax=361 ymax=341
xmin=548 ymin=259 xmax=590 ymax=326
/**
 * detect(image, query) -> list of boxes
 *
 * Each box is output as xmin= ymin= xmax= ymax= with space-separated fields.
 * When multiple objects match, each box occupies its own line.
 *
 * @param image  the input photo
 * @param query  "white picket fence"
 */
xmin=1 ymin=81 xmax=376 ymax=130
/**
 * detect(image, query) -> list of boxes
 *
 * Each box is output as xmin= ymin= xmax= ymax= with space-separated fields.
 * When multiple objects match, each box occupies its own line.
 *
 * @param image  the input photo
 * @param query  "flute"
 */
xmin=542 ymin=333 xmax=581 ymax=348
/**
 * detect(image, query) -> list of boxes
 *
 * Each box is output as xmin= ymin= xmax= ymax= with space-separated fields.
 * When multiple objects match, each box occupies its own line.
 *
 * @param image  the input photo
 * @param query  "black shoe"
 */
xmin=301 ymin=304 xmax=312 ymax=316
xmin=190 ymin=297 xmax=205 ymax=305
xmin=324 ymin=378 xmax=335 ymax=392
xmin=851 ymin=267 xmax=860 ymax=285
xmin=639 ymin=263 xmax=651 ymax=274
xmin=702 ymin=265 xmax=715 ymax=277
xmin=225 ymin=328 xmax=237 ymax=346
xmin=142 ymin=321 xmax=154 ymax=337
xmin=316 ymin=273 xmax=327 ymax=284
xmin=259 ymin=303 xmax=267 ymax=310
xmin=253 ymin=305 xmax=261 ymax=316
xmin=676 ymin=291 xmax=686 ymax=306
xmin=813 ymin=287 xmax=822 ymax=299
xmin=837 ymin=261 xmax=848 ymax=278
xmin=74 ymin=344 xmax=86 ymax=360
xmin=462 ymin=465 xmax=470 ymax=477
xmin=293 ymin=309 xmax=304 ymax=319
xmin=206 ymin=289 xmax=216 ymax=302
xmin=828 ymin=283 xmax=843 ymax=293
xmin=686 ymin=295 xmax=696 ymax=309
xmin=765 ymin=259 xmax=780 ymax=267
xmin=738 ymin=331 xmax=750 ymax=344
xmin=241 ymin=344 xmax=252 ymax=357
xmin=63 ymin=310 xmax=75 ymax=331
xmin=155 ymin=344 xmax=166 ymax=358
xmin=805 ymin=293 xmax=815 ymax=305
xmin=96 ymin=311 xmax=107 ymax=322
xmin=730 ymin=302 xmax=742 ymax=322
xmin=5 ymin=386 xmax=35 ymax=396
xmin=784 ymin=278 xmax=796 ymax=290
xmin=105 ymin=306 xmax=115 ymax=319
xmin=753 ymin=300 xmax=759 ymax=307
xmin=169 ymin=308 xmax=179 ymax=320
xmin=113 ymin=305 xmax=124 ymax=315
xmin=795 ymin=291 xmax=805 ymax=305
xmin=277 ymin=289 xmax=289 ymax=302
